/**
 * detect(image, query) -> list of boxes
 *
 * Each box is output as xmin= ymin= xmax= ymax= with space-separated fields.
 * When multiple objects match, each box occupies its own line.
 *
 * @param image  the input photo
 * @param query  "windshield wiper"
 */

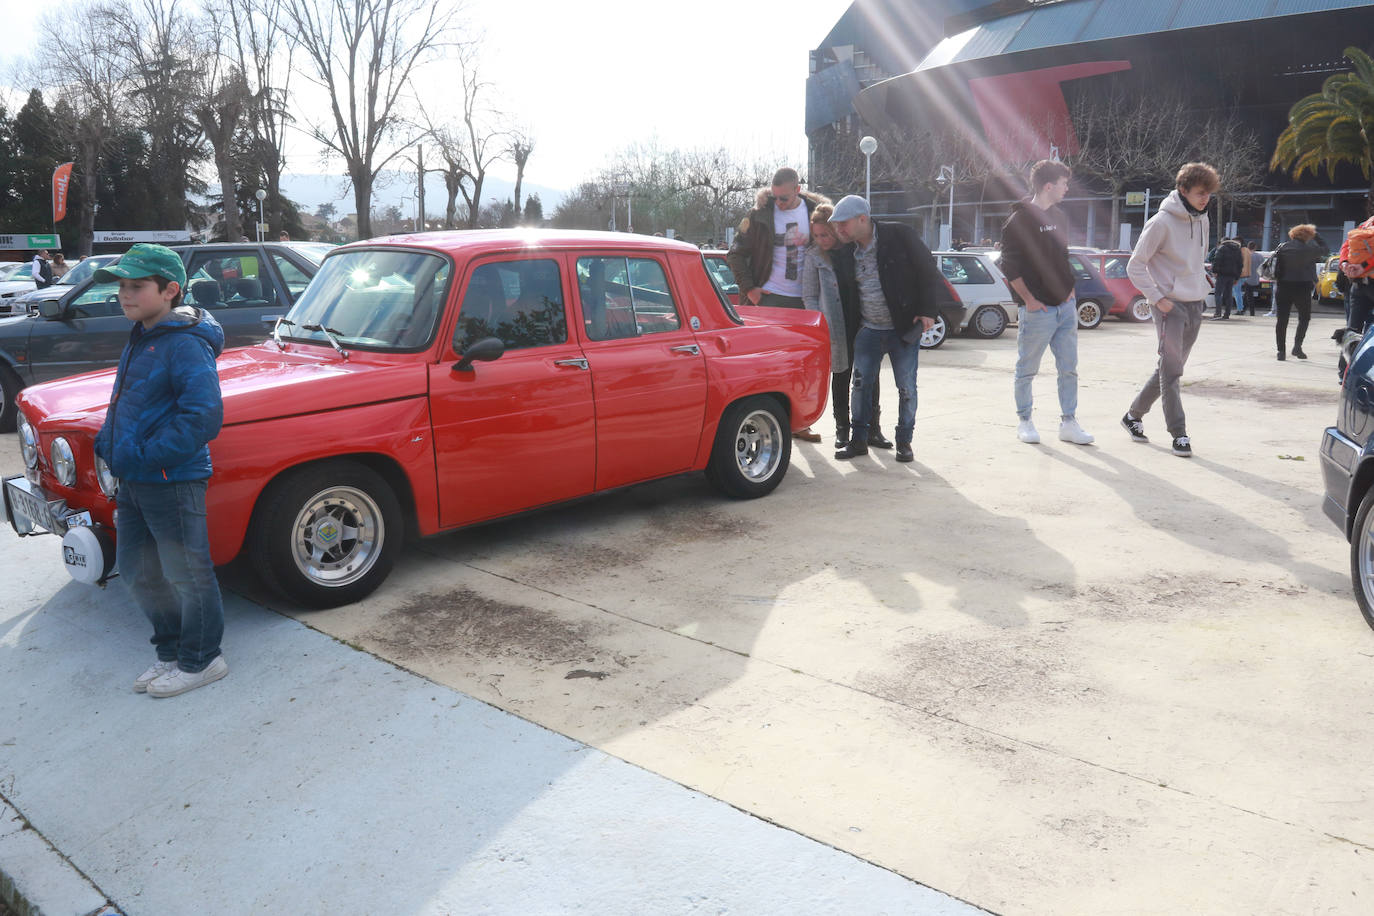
xmin=272 ymin=316 xmax=297 ymax=351
xmin=302 ymin=323 xmax=351 ymax=359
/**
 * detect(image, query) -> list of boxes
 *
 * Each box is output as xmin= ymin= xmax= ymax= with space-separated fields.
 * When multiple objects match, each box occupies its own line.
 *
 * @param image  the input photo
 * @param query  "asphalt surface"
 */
xmin=3 ymin=306 xmax=1372 ymax=914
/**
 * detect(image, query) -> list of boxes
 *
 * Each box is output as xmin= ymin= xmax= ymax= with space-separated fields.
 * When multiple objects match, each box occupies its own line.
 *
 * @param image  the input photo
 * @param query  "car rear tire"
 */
xmin=1076 ymin=299 xmax=1105 ymax=330
xmin=705 ymin=395 xmax=791 ymax=500
xmin=249 ymin=459 xmax=402 ymax=609
xmin=0 ymin=365 xmax=22 ymax=433
xmin=1350 ymin=488 xmax=1374 ymax=632
xmin=1127 ymin=296 xmax=1153 ymax=322
xmin=965 ymin=304 xmax=1008 ymax=339
xmin=920 ymin=314 xmax=948 ymax=349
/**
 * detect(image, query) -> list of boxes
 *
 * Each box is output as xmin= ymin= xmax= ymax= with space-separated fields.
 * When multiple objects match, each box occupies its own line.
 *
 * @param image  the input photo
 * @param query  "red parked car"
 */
xmin=3 ymin=231 xmax=830 ymax=608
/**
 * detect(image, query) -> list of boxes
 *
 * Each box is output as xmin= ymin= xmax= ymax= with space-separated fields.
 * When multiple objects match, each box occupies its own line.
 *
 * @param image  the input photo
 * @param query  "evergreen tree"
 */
xmin=523 ymin=193 xmax=543 ymax=225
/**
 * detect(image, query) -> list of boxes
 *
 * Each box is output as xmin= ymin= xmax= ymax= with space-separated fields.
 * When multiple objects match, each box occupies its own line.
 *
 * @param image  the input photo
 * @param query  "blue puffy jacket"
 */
xmin=94 ymin=307 xmax=225 ymax=483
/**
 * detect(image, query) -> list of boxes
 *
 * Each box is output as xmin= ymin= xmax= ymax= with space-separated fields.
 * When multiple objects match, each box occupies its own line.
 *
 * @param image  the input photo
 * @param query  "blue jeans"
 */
xmin=115 ymin=479 xmax=224 ymax=673
xmin=1014 ymin=301 xmax=1079 ymax=420
xmin=850 ymin=325 xmax=919 ymax=446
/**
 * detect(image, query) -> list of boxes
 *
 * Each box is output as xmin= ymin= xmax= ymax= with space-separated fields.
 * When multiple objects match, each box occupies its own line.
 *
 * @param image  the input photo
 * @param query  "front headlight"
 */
xmin=51 ymin=437 xmax=76 ymax=486
xmin=95 ymin=456 xmax=118 ymax=498
xmin=18 ymin=415 xmax=37 ymax=468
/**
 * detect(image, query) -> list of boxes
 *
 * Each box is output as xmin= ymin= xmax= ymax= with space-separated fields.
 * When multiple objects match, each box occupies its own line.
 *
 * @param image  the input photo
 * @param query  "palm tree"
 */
xmin=1272 ymin=46 xmax=1374 ymax=203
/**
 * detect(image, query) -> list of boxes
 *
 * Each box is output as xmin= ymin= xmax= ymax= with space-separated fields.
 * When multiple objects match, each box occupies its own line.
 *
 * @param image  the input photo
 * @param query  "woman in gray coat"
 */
xmin=802 ymin=203 xmax=879 ymax=448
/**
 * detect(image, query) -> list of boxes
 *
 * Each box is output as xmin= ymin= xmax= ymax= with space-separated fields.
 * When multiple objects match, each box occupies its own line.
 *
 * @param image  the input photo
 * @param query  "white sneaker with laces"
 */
xmin=147 ymin=655 xmax=229 ymax=698
xmin=134 ymin=659 xmax=178 ymax=693
xmin=1059 ymin=417 xmax=1095 ymax=445
xmin=1017 ymin=419 xmax=1040 ymax=444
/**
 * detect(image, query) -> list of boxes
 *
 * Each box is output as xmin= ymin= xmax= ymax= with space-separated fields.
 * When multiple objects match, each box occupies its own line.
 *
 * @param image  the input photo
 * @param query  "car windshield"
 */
xmin=59 ymin=255 xmax=116 ymax=286
xmin=283 ymin=249 xmax=451 ymax=350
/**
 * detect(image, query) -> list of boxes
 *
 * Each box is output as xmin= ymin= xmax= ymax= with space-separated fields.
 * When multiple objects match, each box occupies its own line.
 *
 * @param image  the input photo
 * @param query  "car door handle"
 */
xmin=554 ymin=358 xmax=589 ymax=370
xmin=670 ymin=344 xmax=700 ymax=355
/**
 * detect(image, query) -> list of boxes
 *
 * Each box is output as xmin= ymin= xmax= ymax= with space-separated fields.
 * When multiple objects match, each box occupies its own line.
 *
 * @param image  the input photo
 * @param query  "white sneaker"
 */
xmin=1017 ymin=419 xmax=1040 ymax=444
xmin=147 ymin=655 xmax=229 ymax=698
xmin=133 ymin=659 xmax=178 ymax=693
xmin=1059 ymin=417 xmax=1095 ymax=445
xmin=1263 ymin=311 xmax=1276 ymax=317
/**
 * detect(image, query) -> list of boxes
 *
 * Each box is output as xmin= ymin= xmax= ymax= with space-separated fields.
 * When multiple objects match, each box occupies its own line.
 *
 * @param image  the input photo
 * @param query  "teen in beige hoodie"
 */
xmin=1121 ymin=162 xmax=1219 ymax=457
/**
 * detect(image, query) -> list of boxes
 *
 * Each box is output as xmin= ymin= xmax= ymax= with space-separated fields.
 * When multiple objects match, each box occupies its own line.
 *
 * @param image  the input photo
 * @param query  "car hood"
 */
xmin=19 ymin=342 xmax=430 ymax=431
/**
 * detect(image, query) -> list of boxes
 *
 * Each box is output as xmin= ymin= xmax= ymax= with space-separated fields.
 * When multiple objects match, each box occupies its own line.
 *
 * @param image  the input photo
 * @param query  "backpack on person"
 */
xmin=1347 ymin=225 xmax=1374 ymax=273
xmin=1259 ymin=253 xmax=1277 ymax=282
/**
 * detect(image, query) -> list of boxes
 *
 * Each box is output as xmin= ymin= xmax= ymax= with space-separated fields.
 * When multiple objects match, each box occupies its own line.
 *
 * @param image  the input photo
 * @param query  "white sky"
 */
xmin=0 ymin=0 xmax=856 ymax=192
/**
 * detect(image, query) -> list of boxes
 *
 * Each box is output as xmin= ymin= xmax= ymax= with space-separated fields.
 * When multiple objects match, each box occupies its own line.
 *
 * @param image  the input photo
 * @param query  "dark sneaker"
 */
xmin=834 ymin=425 xmax=850 ymax=449
xmin=1172 ymin=436 xmax=1192 ymax=458
xmin=867 ymin=429 xmax=894 ymax=449
xmin=1292 ymin=347 xmax=1308 ymax=360
xmin=895 ymin=444 xmax=914 ymax=462
xmin=835 ymin=441 xmax=869 ymax=460
xmin=1121 ymin=413 xmax=1148 ymax=443
xmin=1276 ymin=350 xmax=1286 ymax=361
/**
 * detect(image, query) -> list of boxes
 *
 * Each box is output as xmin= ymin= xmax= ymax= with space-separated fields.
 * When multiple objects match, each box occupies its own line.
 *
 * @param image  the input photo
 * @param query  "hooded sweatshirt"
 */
xmin=1127 ymin=190 xmax=1211 ymax=305
xmin=94 ymin=306 xmax=225 ymax=483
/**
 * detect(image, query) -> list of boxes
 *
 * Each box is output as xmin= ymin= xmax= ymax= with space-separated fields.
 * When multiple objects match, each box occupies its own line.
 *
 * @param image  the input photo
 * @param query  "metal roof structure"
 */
xmin=916 ymin=0 xmax=1373 ymax=71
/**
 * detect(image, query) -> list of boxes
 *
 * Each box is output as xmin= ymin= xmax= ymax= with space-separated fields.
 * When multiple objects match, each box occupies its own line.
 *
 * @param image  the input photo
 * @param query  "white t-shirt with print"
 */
xmin=762 ymin=204 xmax=809 ymax=297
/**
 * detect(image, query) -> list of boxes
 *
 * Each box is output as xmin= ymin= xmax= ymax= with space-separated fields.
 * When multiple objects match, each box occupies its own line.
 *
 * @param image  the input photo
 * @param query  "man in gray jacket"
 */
xmin=1122 ymin=162 xmax=1220 ymax=458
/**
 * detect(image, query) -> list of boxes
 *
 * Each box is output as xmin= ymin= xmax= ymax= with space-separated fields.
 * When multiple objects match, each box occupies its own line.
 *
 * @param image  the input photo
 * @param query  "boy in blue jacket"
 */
xmin=92 ymin=244 xmax=228 ymax=698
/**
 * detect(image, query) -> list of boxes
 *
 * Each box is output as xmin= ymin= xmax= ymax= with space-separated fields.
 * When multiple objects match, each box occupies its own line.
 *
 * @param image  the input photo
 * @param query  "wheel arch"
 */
xmin=1346 ymin=456 xmax=1374 ymax=539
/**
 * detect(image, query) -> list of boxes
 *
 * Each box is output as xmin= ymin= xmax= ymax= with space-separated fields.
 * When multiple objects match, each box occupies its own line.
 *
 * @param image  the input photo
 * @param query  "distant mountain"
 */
xmin=276 ymin=171 xmax=566 ymax=219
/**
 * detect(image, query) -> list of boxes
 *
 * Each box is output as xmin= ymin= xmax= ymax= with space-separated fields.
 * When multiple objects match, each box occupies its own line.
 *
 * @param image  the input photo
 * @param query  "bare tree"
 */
xmin=31 ymin=2 xmax=128 ymax=256
xmin=1189 ymin=110 xmax=1266 ymax=238
xmin=425 ymin=46 xmax=506 ymax=230
xmin=191 ymin=4 xmax=253 ymax=241
xmin=277 ymin=0 xmax=461 ymax=238
xmin=507 ymin=128 xmax=534 ymax=223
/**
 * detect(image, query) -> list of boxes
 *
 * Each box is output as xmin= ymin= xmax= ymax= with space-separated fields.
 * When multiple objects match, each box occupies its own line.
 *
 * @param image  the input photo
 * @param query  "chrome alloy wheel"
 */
xmin=1358 ymin=513 xmax=1374 ymax=612
xmin=734 ymin=409 xmax=784 ymax=482
xmin=289 ymin=486 xmax=385 ymax=586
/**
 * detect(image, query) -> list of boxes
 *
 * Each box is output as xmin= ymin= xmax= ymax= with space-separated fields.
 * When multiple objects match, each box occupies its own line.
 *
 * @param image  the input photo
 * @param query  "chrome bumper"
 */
xmin=2 ymin=475 xmax=92 ymax=537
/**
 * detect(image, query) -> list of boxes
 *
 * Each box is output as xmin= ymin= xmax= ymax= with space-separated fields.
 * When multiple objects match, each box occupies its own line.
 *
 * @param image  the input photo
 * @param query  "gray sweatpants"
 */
xmin=1129 ymin=300 xmax=1204 ymax=439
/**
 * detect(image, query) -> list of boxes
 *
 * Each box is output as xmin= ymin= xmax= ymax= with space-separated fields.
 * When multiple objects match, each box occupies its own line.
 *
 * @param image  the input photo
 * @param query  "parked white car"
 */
xmin=0 ymin=262 xmax=37 ymax=309
xmin=934 ymin=250 xmax=1014 ymax=339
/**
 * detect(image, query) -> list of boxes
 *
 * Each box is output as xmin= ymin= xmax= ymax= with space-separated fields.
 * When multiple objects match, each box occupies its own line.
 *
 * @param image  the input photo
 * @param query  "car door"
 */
xmin=429 ymin=254 xmax=597 ymax=528
xmin=574 ymin=253 xmax=708 ymax=490
xmin=180 ymin=248 xmax=285 ymax=348
xmin=939 ymin=254 xmax=1000 ymax=309
xmin=21 ymin=279 xmax=130 ymax=384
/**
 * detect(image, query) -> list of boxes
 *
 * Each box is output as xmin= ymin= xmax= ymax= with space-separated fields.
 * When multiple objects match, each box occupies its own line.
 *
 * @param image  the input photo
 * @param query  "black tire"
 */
xmin=249 ymin=459 xmax=403 ymax=609
xmin=1350 ymin=488 xmax=1374 ymax=632
xmin=705 ymin=395 xmax=791 ymax=499
xmin=965 ymin=304 xmax=1008 ymax=339
xmin=0 ymin=364 xmax=22 ymax=434
xmin=1076 ymin=299 xmax=1105 ymax=330
xmin=920 ymin=314 xmax=948 ymax=349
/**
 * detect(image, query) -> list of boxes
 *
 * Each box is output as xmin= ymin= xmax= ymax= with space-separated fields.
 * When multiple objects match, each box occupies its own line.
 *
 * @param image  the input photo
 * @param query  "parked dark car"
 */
xmin=1320 ymin=332 xmax=1374 ymax=630
xmin=2 ymin=254 xmax=120 ymax=317
xmin=0 ymin=242 xmax=327 ymax=431
xmin=989 ymin=249 xmax=1117 ymax=329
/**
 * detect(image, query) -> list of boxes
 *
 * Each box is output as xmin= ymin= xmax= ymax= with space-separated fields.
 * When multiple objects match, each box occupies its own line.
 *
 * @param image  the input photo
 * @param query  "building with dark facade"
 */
xmin=808 ymin=0 xmax=1374 ymax=250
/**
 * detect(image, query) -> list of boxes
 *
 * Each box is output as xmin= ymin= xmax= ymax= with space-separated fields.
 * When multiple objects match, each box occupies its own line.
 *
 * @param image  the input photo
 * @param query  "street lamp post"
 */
xmin=936 ymin=165 xmax=954 ymax=250
xmin=254 ymin=189 xmax=266 ymax=242
xmin=859 ymin=135 xmax=878 ymax=203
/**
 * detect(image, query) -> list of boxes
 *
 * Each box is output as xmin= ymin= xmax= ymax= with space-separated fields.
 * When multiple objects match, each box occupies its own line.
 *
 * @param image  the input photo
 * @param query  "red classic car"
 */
xmin=3 ymin=231 xmax=830 ymax=608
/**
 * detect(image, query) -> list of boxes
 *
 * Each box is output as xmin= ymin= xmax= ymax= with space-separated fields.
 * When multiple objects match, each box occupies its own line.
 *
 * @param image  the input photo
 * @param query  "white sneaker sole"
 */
xmin=147 ymin=658 xmax=229 ymax=698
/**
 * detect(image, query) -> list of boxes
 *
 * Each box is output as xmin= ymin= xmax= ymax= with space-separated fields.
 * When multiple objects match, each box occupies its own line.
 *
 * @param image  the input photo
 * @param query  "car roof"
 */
xmin=338 ymin=229 xmax=704 ymax=258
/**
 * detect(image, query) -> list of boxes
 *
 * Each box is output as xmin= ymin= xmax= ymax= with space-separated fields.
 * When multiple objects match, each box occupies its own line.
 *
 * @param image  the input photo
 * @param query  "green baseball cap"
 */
xmin=93 ymin=243 xmax=187 ymax=288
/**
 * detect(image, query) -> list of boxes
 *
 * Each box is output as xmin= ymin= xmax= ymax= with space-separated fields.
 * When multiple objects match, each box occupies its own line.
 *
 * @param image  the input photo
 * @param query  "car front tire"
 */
xmin=705 ymin=395 xmax=791 ymax=499
xmin=966 ymin=304 xmax=1008 ymax=339
xmin=1128 ymin=296 xmax=1153 ymax=322
xmin=1076 ymin=299 xmax=1105 ymax=329
xmin=249 ymin=459 xmax=403 ymax=609
xmin=920 ymin=314 xmax=948 ymax=349
xmin=1351 ymin=488 xmax=1374 ymax=632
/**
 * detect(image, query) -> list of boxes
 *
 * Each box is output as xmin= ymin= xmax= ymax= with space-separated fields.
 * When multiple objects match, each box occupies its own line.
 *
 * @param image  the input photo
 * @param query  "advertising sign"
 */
xmin=52 ymin=162 xmax=74 ymax=223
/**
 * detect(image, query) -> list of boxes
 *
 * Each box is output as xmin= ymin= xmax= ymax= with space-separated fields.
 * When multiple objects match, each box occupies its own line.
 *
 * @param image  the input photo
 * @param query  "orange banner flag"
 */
xmin=52 ymin=162 xmax=74 ymax=223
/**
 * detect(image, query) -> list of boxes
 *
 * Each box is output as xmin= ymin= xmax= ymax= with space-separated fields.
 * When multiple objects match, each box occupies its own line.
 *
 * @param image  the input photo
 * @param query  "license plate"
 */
xmin=3 ymin=476 xmax=65 ymax=535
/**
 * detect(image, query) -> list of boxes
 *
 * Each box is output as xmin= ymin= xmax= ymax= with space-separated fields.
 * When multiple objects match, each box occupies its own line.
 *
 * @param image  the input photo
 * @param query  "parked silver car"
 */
xmin=934 ymin=250 xmax=1014 ymax=339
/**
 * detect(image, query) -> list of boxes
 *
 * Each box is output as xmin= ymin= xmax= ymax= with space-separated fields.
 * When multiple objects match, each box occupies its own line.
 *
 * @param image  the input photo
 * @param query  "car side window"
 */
xmin=70 ymin=280 xmax=121 ymax=318
xmin=453 ymin=258 xmax=567 ymax=354
xmin=271 ymin=254 xmax=312 ymax=303
xmin=184 ymin=251 xmax=278 ymax=310
xmin=578 ymin=256 xmax=682 ymax=341
xmin=1103 ymin=257 xmax=1129 ymax=280
xmin=705 ymin=256 xmax=738 ymax=296
xmin=1067 ymin=255 xmax=1092 ymax=280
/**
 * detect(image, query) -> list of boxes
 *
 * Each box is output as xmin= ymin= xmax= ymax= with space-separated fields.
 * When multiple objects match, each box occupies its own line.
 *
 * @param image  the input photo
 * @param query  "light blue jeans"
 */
xmin=1014 ymin=300 xmax=1079 ymax=421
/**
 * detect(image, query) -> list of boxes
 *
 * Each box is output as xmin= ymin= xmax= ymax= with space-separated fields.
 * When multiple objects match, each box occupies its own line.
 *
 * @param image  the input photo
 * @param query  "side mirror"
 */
xmin=453 ymin=336 xmax=504 ymax=372
xmin=37 ymin=299 xmax=64 ymax=320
